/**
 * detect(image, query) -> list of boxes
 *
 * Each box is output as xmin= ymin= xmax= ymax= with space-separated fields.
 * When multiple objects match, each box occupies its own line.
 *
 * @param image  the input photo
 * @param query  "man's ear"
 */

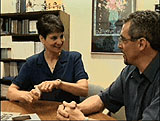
xmin=138 ymin=37 xmax=147 ymax=51
xmin=39 ymin=35 xmax=45 ymax=44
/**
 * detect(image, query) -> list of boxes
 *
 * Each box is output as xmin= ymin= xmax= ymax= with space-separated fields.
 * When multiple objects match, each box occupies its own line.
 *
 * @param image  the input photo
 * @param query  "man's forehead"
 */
xmin=120 ymin=21 xmax=131 ymax=36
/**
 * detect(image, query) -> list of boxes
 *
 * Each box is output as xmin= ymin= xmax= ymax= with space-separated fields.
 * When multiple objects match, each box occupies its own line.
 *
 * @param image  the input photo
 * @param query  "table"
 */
xmin=1 ymin=100 xmax=116 ymax=120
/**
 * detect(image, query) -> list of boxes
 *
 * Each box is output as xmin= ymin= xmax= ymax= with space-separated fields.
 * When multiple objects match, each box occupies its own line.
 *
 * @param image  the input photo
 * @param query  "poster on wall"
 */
xmin=91 ymin=0 xmax=136 ymax=54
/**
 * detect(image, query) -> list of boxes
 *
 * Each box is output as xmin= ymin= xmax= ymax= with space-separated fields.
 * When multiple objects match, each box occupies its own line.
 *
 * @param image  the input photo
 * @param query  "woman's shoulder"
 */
xmin=64 ymin=50 xmax=81 ymax=57
xmin=26 ymin=51 xmax=42 ymax=64
xmin=26 ymin=54 xmax=39 ymax=61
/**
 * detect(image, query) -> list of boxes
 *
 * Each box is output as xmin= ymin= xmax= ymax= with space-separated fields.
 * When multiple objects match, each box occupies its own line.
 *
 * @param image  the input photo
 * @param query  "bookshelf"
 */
xmin=0 ymin=10 xmax=70 ymax=92
xmin=0 ymin=10 xmax=70 ymax=50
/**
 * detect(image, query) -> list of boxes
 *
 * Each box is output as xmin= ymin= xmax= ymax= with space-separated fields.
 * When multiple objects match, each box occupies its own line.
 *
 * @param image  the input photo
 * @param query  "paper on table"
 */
xmin=1 ymin=112 xmax=41 ymax=121
xmin=12 ymin=113 xmax=41 ymax=120
xmin=1 ymin=112 xmax=20 ymax=121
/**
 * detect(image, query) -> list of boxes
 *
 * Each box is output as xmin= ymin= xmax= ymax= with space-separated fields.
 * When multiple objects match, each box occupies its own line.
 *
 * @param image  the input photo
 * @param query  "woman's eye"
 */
xmin=52 ymin=36 xmax=57 ymax=40
xmin=60 ymin=34 xmax=64 ymax=39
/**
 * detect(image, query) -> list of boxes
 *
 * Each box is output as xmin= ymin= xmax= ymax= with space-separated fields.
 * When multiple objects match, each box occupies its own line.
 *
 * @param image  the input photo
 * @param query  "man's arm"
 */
xmin=142 ymin=89 xmax=160 ymax=120
xmin=78 ymin=95 xmax=104 ymax=115
xmin=56 ymin=96 xmax=104 ymax=120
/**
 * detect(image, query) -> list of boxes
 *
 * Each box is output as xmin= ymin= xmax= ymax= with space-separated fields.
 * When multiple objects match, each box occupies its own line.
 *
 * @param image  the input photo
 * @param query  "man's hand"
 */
xmin=38 ymin=80 xmax=61 ymax=92
xmin=57 ymin=104 xmax=69 ymax=120
xmin=57 ymin=101 xmax=86 ymax=120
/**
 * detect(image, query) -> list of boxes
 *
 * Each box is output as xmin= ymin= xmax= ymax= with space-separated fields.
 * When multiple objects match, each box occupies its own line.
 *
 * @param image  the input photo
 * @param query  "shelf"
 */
xmin=0 ymin=10 xmax=61 ymax=20
xmin=0 ymin=34 xmax=39 ymax=42
xmin=12 ymin=34 xmax=39 ymax=42
xmin=0 ymin=59 xmax=26 ymax=62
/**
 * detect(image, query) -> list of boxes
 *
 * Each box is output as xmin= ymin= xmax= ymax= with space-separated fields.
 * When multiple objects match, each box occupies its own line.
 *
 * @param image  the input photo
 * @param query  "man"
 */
xmin=57 ymin=10 xmax=160 ymax=120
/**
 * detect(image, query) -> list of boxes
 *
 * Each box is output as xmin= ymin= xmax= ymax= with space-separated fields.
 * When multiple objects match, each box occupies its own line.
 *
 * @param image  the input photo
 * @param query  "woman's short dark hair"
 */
xmin=123 ymin=10 xmax=160 ymax=51
xmin=36 ymin=14 xmax=64 ymax=39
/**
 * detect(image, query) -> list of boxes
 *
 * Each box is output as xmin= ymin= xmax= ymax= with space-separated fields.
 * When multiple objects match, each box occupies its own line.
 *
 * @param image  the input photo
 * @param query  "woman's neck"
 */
xmin=44 ymin=51 xmax=60 ymax=61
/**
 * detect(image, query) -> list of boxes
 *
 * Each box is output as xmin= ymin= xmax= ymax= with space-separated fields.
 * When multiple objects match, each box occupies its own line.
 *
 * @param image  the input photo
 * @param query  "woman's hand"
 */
xmin=19 ymin=90 xmax=40 ymax=103
xmin=38 ymin=80 xmax=61 ymax=92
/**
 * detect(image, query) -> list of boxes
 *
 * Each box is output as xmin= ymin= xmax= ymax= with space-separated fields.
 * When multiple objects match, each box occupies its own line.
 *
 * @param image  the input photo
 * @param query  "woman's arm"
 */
xmin=58 ymin=79 xmax=88 ymax=97
xmin=38 ymin=79 xmax=88 ymax=97
xmin=7 ymin=83 xmax=40 ymax=103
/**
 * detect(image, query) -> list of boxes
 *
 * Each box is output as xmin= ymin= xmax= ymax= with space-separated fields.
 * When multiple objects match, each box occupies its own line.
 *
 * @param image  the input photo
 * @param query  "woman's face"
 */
xmin=41 ymin=32 xmax=65 ymax=54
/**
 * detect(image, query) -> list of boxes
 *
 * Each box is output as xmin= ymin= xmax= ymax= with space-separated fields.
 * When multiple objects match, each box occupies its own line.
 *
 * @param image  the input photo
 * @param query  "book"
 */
xmin=11 ymin=20 xmax=18 ymax=34
xmin=1 ymin=62 xmax=5 ymax=78
xmin=1 ymin=62 xmax=10 ymax=77
xmin=29 ymin=20 xmax=38 ymax=34
xmin=10 ymin=62 xmax=18 ymax=77
xmin=20 ymin=0 xmax=26 ymax=13
xmin=34 ymin=42 xmax=44 ymax=54
xmin=0 ymin=18 xmax=5 ymax=34
xmin=1 ymin=48 xmax=11 ymax=59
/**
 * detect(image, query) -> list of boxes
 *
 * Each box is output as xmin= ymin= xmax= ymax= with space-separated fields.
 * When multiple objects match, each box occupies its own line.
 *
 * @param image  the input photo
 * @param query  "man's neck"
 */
xmin=136 ymin=50 xmax=158 ymax=73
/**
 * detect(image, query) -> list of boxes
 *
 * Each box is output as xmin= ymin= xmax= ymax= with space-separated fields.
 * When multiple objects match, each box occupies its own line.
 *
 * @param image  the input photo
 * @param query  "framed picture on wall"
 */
xmin=91 ymin=0 xmax=136 ymax=54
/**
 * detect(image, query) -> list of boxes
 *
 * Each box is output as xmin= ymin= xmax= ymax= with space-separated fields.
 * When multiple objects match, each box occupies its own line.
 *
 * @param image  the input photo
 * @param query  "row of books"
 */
xmin=1 ymin=48 xmax=11 ymax=59
xmin=1 ymin=18 xmax=37 ymax=35
xmin=1 ymin=62 xmax=19 ymax=78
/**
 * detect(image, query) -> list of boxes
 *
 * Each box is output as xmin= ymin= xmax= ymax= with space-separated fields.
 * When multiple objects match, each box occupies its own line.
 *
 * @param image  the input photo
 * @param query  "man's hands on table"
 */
xmin=57 ymin=101 xmax=88 ymax=120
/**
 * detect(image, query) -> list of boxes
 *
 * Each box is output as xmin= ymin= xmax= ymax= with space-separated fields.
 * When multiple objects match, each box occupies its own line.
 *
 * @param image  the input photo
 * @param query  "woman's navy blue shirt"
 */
xmin=12 ymin=50 xmax=89 ymax=103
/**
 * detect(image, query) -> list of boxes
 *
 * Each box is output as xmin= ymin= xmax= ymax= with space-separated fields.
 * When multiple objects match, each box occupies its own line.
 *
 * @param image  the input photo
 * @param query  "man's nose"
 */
xmin=118 ymin=42 xmax=122 ymax=49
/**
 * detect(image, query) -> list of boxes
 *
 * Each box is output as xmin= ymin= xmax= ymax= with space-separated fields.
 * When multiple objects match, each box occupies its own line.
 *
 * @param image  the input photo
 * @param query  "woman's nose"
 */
xmin=57 ymin=38 xmax=64 ymax=45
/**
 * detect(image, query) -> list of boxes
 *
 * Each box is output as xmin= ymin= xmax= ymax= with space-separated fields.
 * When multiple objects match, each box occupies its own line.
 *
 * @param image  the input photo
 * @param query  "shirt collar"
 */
xmin=58 ymin=50 xmax=68 ymax=63
xmin=37 ymin=50 xmax=68 ymax=65
xmin=143 ymin=52 xmax=160 ymax=82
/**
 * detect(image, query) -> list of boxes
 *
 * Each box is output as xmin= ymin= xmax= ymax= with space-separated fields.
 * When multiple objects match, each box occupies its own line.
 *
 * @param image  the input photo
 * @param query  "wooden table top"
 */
xmin=1 ymin=100 xmax=116 ymax=120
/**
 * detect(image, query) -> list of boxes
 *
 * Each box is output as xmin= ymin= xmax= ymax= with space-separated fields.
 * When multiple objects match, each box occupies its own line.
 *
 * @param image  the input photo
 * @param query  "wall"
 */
xmin=63 ymin=0 xmax=158 ymax=88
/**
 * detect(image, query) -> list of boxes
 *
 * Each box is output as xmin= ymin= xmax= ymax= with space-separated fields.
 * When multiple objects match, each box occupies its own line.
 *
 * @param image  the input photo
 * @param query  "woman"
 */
xmin=7 ymin=14 xmax=88 ymax=103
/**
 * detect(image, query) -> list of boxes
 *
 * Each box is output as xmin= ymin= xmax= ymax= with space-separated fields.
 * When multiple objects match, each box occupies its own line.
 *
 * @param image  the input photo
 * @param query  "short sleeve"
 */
xmin=73 ymin=52 xmax=88 ymax=82
xmin=98 ymin=71 xmax=124 ymax=113
xmin=12 ymin=61 xmax=33 ymax=91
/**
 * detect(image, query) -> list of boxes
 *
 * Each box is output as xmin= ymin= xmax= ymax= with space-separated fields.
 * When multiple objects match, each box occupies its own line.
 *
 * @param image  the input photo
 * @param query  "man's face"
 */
xmin=118 ymin=21 xmax=140 ymax=65
xmin=42 ymin=32 xmax=65 ymax=54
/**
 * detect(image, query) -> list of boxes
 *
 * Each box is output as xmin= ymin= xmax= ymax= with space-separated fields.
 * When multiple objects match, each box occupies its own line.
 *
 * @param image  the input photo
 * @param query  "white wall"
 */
xmin=63 ymin=0 xmax=124 ymax=87
xmin=63 ymin=0 xmax=158 ymax=88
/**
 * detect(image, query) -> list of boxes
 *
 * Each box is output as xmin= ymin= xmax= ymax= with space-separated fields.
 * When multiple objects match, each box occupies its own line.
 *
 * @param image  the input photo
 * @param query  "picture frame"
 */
xmin=91 ymin=0 xmax=136 ymax=54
